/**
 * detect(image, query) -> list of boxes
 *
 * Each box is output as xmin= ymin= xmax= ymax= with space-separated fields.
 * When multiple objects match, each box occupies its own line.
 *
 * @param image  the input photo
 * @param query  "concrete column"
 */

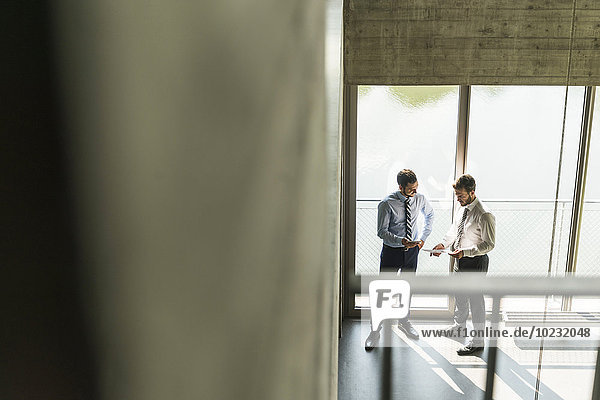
xmin=55 ymin=0 xmax=341 ymax=399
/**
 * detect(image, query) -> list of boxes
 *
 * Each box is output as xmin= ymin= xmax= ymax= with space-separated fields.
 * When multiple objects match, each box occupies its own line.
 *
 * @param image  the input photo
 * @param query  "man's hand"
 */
xmin=449 ymin=249 xmax=464 ymax=259
xmin=401 ymin=238 xmax=418 ymax=248
xmin=417 ymin=240 xmax=424 ymax=249
xmin=430 ymin=243 xmax=445 ymax=257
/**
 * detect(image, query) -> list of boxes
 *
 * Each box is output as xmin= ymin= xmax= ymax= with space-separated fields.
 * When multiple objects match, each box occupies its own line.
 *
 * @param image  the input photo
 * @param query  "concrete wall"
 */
xmin=55 ymin=1 xmax=341 ymax=399
xmin=345 ymin=0 xmax=600 ymax=85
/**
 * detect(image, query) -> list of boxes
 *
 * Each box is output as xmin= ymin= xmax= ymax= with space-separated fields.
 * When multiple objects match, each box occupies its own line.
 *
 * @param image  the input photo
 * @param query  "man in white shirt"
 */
xmin=432 ymin=174 xmax=495 ymax=355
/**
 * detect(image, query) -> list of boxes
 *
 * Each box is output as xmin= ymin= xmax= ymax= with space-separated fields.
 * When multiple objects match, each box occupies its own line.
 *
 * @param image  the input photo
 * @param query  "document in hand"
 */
xmin=422 ymin=248 xmax=450 ymax=254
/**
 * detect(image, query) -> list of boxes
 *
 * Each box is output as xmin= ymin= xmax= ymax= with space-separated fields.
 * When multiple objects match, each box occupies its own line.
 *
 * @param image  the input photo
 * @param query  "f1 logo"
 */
xmin=368 ymin=280 xmax=411 ymax=331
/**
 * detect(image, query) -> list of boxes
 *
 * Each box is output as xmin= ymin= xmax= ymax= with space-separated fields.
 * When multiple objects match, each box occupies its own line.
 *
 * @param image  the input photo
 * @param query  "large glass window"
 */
xmin=467 ymin=86 xmax=584 ymax=279
xmin=355 ymin=86 xmax=458 ymax=278
xmin=576 ymin=89 xmax=600 ymax=278
xmin=572 ymin=89 xmax=600 ymax=312
xmin=352 ymin=85 xmax=600 ymax=314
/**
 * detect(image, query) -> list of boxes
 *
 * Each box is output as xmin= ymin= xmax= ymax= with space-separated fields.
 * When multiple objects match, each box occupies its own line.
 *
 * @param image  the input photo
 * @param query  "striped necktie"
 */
xmin=454 ymin=208 xmax=468 ymax=250
xmin=405 ymin=197 xmax=412 ymax=241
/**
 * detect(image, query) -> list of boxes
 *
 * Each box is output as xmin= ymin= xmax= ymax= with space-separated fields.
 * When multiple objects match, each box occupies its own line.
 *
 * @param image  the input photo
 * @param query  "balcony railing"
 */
xmin=356 ymin=199 xmax=600 ymax=277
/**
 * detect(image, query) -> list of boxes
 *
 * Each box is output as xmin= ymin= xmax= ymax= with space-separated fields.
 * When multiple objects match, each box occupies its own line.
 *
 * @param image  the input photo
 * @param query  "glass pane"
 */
xmin=355 ymin=86 xmax=458 ymax=278
xmin=573 ymin=89 xmax=600 ymax=313
xmin=467 ymin=86 xmax=584 ymax=280
xmin=576 ymin=88 xmax=600 ymax=278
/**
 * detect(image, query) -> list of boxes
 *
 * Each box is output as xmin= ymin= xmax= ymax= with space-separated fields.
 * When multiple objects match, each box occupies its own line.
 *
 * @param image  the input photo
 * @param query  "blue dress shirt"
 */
xmin=377 ymin=191 xmax=435 ymax=248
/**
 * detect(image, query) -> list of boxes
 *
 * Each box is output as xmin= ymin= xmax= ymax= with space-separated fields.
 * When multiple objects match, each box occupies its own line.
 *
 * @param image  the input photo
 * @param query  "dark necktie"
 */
xmin=454 ymin=208 xmax=468 ymax=250
xmin=405 ymin=198 xmax=412 ymax=241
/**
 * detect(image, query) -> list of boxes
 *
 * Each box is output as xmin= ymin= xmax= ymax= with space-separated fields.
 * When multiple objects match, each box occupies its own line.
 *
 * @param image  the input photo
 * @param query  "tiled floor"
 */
xmin=338 ymin=320 xmax=598 ymax=400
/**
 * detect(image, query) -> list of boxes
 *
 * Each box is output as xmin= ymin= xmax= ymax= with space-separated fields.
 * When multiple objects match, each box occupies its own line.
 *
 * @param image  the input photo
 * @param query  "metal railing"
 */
xmin=364 ymin=274 xmax=600 ymax=400
xmin=356 ymin=199 xmax=600 ymax=277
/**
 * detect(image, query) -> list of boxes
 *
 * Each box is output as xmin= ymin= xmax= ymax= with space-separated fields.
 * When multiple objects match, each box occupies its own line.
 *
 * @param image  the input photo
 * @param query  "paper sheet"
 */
xmin=422 ymin=248 xmax=450 ymax=253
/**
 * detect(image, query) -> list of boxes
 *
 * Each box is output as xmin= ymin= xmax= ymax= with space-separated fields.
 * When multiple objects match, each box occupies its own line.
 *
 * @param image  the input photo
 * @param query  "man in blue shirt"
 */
xmin=365 ymin=169 xmax=435 ymax=350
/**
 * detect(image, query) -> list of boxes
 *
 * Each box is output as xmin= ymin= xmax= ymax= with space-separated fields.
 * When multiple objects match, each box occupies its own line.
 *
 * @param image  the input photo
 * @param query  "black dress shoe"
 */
xmin=365 ymin=330 xmax=380 ymax=351
xmin=398 ymin=321 xmax=419 ymax=340
xmin=457 ymin=342 xmax=484 ymax=355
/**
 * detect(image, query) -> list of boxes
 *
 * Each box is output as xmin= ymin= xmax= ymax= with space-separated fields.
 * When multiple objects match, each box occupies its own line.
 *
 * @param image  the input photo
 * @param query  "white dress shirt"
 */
xmin=441 ymin=197 xmax=495 ymax=257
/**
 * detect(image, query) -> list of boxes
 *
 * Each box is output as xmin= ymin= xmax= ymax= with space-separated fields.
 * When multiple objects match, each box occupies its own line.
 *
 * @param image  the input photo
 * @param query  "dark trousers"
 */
xmin=453 ymin=255 xmax=489 ymax=339
xmin=375 ymin=245 xmax=419 ymax=329
xmin=380 ymin=244 xmax=419 ymax=273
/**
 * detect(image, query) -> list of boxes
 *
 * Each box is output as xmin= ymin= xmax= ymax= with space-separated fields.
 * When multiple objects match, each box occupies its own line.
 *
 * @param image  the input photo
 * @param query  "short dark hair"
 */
xmin=397 ymin=169 xmax=417 ymax=187
xmin=453 ymin=174 xmax=476 ymax=192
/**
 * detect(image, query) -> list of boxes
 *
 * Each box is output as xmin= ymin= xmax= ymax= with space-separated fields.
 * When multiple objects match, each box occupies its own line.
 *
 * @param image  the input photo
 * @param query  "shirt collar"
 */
xmin=394 ymin=191 xmax=410 ymax=202
xmin=465 ymin=197 xmax=479 ymax=211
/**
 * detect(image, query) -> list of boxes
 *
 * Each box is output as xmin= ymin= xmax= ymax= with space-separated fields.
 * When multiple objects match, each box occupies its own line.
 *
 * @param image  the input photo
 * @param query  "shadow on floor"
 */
xmin=338 ymin=320 xmax=570 ymax=400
